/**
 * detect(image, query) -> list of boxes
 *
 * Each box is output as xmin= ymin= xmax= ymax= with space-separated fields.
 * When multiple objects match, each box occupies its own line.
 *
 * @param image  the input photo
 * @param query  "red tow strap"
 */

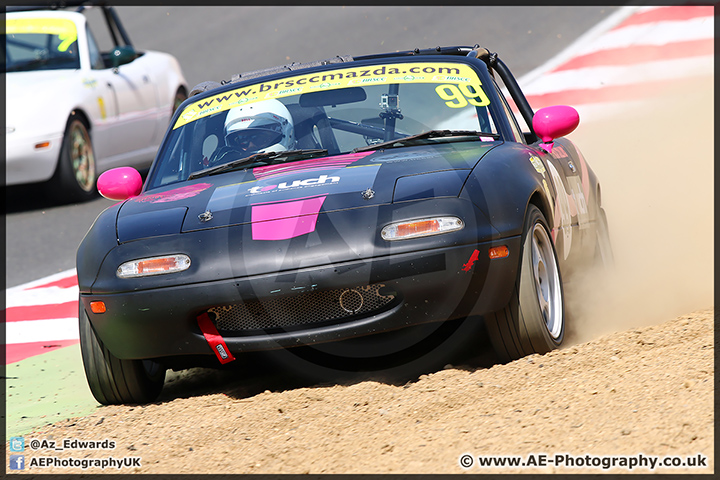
xmin=197 ymin=312 xmax=236 ymax=364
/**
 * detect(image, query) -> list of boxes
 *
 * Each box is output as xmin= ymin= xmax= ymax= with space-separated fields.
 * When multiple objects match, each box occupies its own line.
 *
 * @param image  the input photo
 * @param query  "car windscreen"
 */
xmin=4 ymin=17 xmax=81 ymax=72
xmin=148 ymin=59 xmax=500 ymax=189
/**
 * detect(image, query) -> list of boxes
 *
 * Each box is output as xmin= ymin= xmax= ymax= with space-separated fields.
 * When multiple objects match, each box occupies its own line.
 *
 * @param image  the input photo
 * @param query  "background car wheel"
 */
xmin=47 ymin=113 xmax=97 ymax=203
xmin=79 ymin=305 xmax=165 ymax=405
xmin=485 ymin=204 xmax=565 ymax=362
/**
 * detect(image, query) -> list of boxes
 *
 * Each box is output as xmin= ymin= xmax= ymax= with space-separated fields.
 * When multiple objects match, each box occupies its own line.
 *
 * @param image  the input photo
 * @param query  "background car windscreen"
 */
xmin=4 ymin=22 xmax=80 ymax=72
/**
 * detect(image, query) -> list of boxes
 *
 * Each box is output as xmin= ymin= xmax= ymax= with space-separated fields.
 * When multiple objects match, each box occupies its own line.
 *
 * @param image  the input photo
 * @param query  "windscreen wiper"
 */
xmin=187 ymin=148 xmax=328 ymax=180
xmin=352 ymin=130 xmax=499 ymax=153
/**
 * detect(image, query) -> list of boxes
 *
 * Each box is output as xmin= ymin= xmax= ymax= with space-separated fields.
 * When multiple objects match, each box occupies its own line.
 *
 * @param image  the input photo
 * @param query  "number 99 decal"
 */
xmin=435 ymin=83 xmax=490 ymax=108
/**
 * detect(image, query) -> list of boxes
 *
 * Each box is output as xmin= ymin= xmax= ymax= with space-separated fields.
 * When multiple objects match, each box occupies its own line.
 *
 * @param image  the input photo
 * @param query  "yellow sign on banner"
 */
xmin=174 ymin=62 xmax=486 ymax=130
xmin=6 ymin=17 xmax=78 ymax=52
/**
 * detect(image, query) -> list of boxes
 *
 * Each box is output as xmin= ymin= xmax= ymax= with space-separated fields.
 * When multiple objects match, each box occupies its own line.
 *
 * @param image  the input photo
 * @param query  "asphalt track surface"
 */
xmin=5 ymin=6 xmax=618 ymax=288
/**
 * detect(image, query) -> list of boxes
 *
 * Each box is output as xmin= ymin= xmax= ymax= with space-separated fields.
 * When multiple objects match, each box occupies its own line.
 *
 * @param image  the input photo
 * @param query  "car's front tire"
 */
xmin=484 ymin=204 xmax=565 ymax=361
xmin=47 ymin=113 xmax=98 ymax=203
xmin=79 ymin=304 xmax=166 ymax=405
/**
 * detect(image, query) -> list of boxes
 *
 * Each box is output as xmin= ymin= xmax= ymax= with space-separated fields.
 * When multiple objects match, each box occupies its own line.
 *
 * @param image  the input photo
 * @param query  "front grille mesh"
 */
xmin=207 ymin=283 xmax=395 ymax=332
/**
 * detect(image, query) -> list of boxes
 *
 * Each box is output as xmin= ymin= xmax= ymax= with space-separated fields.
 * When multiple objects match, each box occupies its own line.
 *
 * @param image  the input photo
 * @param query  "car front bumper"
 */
xmin=81 ymin=237 xmax=521 ymax=362
xmin=5 ymin=132 xmax=63 ymax=185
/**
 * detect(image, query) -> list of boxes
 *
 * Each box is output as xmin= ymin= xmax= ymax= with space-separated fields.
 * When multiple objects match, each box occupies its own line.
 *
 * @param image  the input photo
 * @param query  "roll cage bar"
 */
xmin=218 ymin=45 xmax=538 ymax=143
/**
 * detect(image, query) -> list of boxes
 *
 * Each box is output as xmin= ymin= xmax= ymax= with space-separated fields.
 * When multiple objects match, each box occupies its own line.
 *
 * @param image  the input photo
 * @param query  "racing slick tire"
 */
xmin=485 ymin=204 xmax=564 ymax=362
xmin=47 ymin=113 xmax=97 ymax=204
xmin=79 ymin=304 xmax=166 ymax=405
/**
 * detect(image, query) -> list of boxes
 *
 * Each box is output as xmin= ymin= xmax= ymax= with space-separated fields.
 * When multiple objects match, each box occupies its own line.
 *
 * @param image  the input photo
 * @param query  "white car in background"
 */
xmin=5 ymin=3 xmax=188 ymax=202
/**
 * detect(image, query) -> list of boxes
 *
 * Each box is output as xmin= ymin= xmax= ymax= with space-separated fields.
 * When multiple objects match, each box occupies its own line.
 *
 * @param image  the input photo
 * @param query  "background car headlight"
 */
xmin=381 ymin=216 xmax=464 ymax=241
xmin=117 ymin=254 xmax=191 ymax=278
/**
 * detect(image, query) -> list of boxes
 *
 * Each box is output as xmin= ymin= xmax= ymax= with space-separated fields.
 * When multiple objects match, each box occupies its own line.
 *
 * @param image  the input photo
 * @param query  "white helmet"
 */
xmin=223 ymin=99 xmax=295 ymax=155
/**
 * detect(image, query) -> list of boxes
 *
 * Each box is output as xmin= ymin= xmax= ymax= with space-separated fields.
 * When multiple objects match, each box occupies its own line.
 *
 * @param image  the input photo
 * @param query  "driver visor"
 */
xmin=227 ymin=127 xmax=283 ymax=151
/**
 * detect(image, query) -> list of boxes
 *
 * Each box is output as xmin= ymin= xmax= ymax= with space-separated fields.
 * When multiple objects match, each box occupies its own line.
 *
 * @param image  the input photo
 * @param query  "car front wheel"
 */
xmin=47 ymin=113 xmax=97 ymax=203
xmin=484 ymin=204 xmax=565 ymax=361
xmin=79 ymin=304 xmax=165 ymax=405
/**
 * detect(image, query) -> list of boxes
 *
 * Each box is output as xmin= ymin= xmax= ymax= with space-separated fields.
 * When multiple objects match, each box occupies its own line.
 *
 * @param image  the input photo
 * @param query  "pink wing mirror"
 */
xmin=97 ymin=167 xmax=143 ymax=201
xmin=532 ymin=105 xmax=580 ymax=153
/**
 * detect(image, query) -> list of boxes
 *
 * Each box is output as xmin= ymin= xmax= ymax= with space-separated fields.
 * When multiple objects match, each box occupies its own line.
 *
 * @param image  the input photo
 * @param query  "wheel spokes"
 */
xmin=531 ymin=223 xmax=561 ymax=339
xmin=70 ymin=123 xmax=95 ymax=191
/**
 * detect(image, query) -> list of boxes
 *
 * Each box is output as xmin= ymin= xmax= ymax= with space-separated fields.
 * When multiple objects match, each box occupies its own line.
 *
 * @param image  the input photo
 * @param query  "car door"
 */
xmin=84 ymin=16 xmax=158 ymax=163
xmin=541 ymin=141 xmax=592 ymax=259
xmin=107 ymin=55 xmax=159 ymax=152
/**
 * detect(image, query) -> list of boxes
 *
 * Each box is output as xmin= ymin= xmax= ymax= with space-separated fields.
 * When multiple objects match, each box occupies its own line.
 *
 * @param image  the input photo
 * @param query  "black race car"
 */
xmin=77 ymin=46 xmax=612 ymax=404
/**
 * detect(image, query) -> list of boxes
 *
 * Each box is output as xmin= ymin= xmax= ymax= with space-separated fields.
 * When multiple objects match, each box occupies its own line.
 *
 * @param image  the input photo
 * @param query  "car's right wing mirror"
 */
xmin=532 ymin=105 xmax=579 ymax=153
xmin=111 ymin=45 xmax=137 ymax=71
xmin=97 ymin=167 xmax=143 ymax=201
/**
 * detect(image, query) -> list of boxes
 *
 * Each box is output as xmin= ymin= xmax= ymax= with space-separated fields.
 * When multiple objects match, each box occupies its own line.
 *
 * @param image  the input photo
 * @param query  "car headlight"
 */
xmin=6 ymin=127 xmax=15 ymax=134
xmin=381 ymin=216 xmax=464 ymax=241
xmin=117 ymin=254 xmax=191 ymax=278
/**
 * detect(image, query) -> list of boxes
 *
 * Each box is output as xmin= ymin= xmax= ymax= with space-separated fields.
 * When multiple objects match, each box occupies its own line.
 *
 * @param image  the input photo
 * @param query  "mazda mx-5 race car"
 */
xmin=77 ymin=45 xmax=612 ymax=404
xmin=5 ymin=2 xmax=188 ymax=202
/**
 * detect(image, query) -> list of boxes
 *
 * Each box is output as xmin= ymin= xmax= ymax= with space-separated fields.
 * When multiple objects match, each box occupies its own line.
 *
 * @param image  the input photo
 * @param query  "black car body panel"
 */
xmin=81 ymin=235 xmax=521 ymax=359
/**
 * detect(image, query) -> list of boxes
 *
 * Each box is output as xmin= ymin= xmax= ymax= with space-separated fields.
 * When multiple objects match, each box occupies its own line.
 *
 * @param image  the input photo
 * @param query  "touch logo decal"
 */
xmin=248 ymin=174 xmax=340 ymax=195
xmin=207 ymin=164 xmax=380 ymax=213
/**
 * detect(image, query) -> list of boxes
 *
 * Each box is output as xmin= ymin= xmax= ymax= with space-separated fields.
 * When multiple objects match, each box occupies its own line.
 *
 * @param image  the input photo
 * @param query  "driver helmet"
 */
xmin=223 ymin=99 xmax=295 ymax=155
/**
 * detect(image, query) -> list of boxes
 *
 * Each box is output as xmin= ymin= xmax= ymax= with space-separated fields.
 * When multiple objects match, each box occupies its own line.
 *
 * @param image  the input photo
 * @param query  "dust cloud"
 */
xmin=564 ymin=75 xmax=714 ymax=344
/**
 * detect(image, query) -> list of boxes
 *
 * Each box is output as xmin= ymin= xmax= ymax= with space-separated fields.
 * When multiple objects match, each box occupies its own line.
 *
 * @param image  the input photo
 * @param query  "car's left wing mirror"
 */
xmin=111 ymin=45 xmax=136 ymax=71
xmin=97 ymin=167 xmax=143 ymax=201
xmin=532 ymin=105 xmax=579 ymax=153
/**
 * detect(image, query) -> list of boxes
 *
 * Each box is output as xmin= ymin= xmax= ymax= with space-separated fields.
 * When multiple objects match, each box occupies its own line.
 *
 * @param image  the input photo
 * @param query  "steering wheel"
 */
xmin=207 ymin=145 xmax=241 ymax=167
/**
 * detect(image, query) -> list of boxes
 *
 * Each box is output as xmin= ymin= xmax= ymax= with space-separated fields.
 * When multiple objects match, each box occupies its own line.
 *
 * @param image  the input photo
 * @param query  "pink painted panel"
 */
xmin=251 ymin=196 xmax=326 ymax=240
xmin=131 ymin=182 xmax=213 ymax=203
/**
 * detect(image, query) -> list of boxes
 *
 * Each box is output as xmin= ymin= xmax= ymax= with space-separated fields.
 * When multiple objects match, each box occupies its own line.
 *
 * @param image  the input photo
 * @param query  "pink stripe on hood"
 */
xmin=251 ymin=196 xmax=327 ymax=240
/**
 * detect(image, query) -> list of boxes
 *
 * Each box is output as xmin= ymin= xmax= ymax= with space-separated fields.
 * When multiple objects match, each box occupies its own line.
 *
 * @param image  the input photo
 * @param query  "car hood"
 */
xmin=116 ymin=142 xmax=499 ymax=243
xmin=6 ymin=70 xmax=82 ymax=132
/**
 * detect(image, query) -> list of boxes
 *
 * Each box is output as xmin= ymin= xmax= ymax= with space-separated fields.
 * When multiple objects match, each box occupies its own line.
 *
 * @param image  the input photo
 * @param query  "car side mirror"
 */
xmin=111 ymin=45 xmax=136 ymax=70
xmin=97 ymin=167 xmax=143 ymax=201
xmin=532 ymin=105 xmax=579 ymax=153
